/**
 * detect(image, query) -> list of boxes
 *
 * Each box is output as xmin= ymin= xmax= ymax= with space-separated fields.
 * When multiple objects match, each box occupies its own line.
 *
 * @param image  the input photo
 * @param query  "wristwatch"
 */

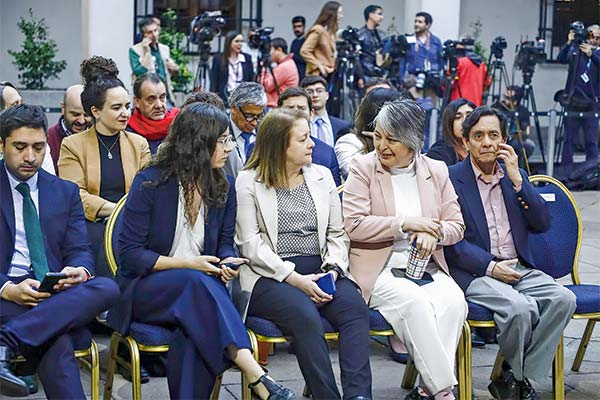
xmin=323 ymin=264 xmax=345 ymax=277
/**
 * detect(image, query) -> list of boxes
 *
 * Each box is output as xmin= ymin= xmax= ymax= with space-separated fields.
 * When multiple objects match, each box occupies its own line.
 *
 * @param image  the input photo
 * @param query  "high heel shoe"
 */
xmin=248 ymin=373 xmax=296 ymax=400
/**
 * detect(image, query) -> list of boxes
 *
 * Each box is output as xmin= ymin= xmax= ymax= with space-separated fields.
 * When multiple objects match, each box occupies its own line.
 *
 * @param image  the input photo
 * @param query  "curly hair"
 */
xmin=147 ymin=103 xmax=230 ymax=220
xmin=80 ymin=56 xmax=125 ymax=117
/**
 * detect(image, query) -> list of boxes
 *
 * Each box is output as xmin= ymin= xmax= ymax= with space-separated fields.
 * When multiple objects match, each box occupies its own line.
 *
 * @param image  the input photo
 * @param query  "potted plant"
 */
xmin=159 ymin=9 xmax=194 ymax=93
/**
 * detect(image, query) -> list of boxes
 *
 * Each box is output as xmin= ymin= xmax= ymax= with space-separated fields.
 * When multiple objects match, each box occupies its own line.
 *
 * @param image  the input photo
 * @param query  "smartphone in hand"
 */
xmin=38 ymin=272 xmax=68 ymax=293
xmin=316 ymin=273 xmax=336 ymax=295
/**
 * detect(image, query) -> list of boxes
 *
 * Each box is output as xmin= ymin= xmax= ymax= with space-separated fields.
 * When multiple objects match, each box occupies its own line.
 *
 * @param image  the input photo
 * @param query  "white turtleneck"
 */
xmin=387 ymin=159 xmax=421 ymax=269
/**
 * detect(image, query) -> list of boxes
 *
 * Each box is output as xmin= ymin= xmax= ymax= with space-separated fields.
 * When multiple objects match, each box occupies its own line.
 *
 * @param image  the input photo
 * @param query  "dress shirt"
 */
xmin=470 ymin=159 xmax=520 ymax=275
xmin=5 ymin=165 xmax=39 ymax=279
xmin=169 ymin=185 xmax=205 ymax=258
xmin=227 ymin=53 xmax=247 ymax=95
xmin=231 ymin=122 xmax=255 ymax=165
xmin=310 ymin=113 xmax=334 ymax=147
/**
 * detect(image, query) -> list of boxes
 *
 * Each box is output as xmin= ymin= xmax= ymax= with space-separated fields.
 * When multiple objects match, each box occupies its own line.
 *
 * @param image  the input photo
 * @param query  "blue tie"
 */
xmin=15 ymin=182 xmax=49 ymax=281
xmin=314 ymin=117 xmax=326 ymax=144
xmin=241 ymin=132 xmax=253 ymax=158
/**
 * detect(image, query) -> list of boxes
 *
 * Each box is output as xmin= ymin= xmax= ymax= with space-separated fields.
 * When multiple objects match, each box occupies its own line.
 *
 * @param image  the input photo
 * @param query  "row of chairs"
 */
xmin=95 ymin=175 xmax=599 ymax=400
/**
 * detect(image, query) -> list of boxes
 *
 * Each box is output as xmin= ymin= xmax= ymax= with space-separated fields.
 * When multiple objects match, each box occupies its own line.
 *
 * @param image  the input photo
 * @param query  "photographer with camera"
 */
xmin=130 ymin=17 xmax=179 ymax=106
xmin=259 ymin=38 xmax=299 ymax=108
xmin=399 ymin=12 xmax=444 ymax=106
xmin=447 ymin=36 xmax=490 ymax=106
xmin=210 ymin=31 xmax=254 ymax=105
xmin=358 ymin=5 xmax=385 ymax=85
xmin=556 ymin=21 xmax=600 ymax=175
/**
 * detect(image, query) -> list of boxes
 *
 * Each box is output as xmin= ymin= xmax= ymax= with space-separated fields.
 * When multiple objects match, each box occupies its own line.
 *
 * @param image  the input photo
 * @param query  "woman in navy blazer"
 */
xmin=108 ymin=103 xmax=295 ymax=400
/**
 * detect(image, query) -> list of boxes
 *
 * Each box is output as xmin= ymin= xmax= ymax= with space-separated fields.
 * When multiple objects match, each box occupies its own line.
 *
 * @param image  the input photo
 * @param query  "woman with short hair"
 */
xmin=343 ymin=98 xmax=467 ymax=400
xmin=236 ymin=109 xmax=372 ymax=400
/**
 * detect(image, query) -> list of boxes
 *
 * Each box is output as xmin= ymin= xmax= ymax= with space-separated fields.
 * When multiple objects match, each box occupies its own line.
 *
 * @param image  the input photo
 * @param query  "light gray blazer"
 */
xmin=233 ymin=164 xmax=349 ymax=319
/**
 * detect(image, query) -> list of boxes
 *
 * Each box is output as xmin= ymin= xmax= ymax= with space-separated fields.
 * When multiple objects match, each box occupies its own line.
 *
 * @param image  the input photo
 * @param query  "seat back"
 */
xmin=528 ymin=175 xmax=582 ymax=281
xmin=103 ymin=194 xmax=128 ymax=277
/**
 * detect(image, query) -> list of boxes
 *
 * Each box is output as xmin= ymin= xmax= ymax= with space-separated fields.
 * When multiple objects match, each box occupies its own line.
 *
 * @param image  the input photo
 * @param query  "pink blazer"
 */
xmin=343 ymin=152 xmax=465 ymax=301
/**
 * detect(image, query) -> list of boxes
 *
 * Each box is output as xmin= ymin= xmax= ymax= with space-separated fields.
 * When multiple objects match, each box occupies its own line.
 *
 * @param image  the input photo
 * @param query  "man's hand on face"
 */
xmin=141 ymin=37 xmax=153 ymax=49
xmin=1 ymin=279 xmax=51 ymax=307
xmin=496 ymin=143 xmax=522 ymax=188
xmin=54 ymin=266 xmax=90 ymax=292
xmin=579 ymin=42 xmax=593 ymax=57
xmin=567 ymin=30 xmax=575 ymax=45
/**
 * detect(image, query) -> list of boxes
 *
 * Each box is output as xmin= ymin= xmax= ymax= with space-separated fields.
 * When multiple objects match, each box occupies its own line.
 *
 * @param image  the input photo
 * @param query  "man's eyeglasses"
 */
xmin=305 ymin=88 xmax=327 ymax=96
xmin=238 ymin=107 xmax=264 ymax=122
xmin=216 ymin=136 xmax=233 ymax=146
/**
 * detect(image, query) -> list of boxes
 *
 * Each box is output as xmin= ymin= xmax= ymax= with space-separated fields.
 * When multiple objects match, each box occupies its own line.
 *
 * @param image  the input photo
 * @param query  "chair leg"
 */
xmin=103 ymin=332 xmax=121 ymax=400
xmin=553 ymin=336 xmax=565 ymax=400
xmin=210 ymin=373 xmax=223 ymax=400
xmin=243 ymin=330 xmax=259 ymax=400
xmin=401 ymin=357 xmax=418 ymax=389
xmin=572 ymin=319 xmax=596 ymax=372
xmin=124 ymin=336 xmax=143 ymax=400
xmin=89 ymin=340 xmax=100 ymax=400
xmin=456 ymin=322 xmax=472 ymax=400
xmin=258 ymin=341 xmax=271 ymax=366
xmin=490 ymin=352 xmax=504 ymax=381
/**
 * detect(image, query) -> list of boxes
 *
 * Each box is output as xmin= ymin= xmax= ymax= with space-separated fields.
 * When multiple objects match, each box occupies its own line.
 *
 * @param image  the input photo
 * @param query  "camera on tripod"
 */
xmin=442 ymin=38 xmax=473 ymax=59
xmin=490 ymin=36 xmax=507 ymax=59
xmin=336 ymin=26 xmax=361 ymax=58
xmin=189 ymin=11 xmax=225 ymax=45
xmin=248 ymin=27 xmax=274 ymax=56
xmin=384 ymin=35 xmax=409 ymax=59
xmin=515 ymin=40 xmax=546 ymax=80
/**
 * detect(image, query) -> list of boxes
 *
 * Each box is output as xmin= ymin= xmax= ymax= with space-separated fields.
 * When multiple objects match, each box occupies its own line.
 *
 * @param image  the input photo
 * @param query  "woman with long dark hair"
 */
xmin=236 ymin=109 xmax=372 ymax=400
xmin=109 ymin=103 xmax=295 ymax=400
xmin=427 ymin=98 xmax=475 ymax=166
xmin=210 ymin=31 xmax=254 ymax=104
xmin=58 ymin=56 xmax=151 ymax=277
xmin=300 ymin=1 xmax=343 ymax=78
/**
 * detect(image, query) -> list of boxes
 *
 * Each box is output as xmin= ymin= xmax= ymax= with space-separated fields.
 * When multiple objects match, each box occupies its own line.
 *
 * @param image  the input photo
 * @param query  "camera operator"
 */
xmin=399 ymin=12 xmax=444 ymax=106
xmin=556 ymin=21 xmax=600 ymax=174
xmin=259 ymin=38 xmax=299 ymax=108
xmin=358 ymin=5 xmax=385 ymax=85
xmin=448 ymin=36 xmax=490 ymax=106
xmin=210 ymin=31 xmax=254 ymax=105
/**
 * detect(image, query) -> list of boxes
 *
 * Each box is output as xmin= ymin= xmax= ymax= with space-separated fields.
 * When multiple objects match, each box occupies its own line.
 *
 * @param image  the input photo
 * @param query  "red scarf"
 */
xmin=127 ymin=107 xmax=180 ymax=141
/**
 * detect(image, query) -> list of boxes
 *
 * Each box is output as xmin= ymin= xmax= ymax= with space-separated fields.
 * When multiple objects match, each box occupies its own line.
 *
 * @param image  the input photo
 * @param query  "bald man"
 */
xmin=47 ymin=85 xmax=92 ymax=170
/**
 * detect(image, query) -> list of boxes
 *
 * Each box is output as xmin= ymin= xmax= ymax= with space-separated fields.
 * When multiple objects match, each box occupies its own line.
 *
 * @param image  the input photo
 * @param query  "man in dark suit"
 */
xmin=444 ymin=106 xmax=576 ymax=400
xmin=0 ymin=104 xmax=119 ymax=397
xmin=301 ymin=76 xmax=352 ymax=147
xmin=245 ymin=87 xmax=342 ymax=186
xmin=290 ymin=16 xmax=307 ymax=82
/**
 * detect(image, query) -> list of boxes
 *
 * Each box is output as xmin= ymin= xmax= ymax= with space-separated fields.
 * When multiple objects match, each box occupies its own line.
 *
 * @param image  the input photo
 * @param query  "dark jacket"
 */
xmin=443 ymin=157 xmax=550 ymax=291
xmin=290 ymin=36 xmax=307 ymax=82
xmin=557 ymin=44 xmax=600 ymax=110
xmin=1 ymin=162 xmax=94 ymax=288
xmin=426 ymin=139 xmax=460 ymax=167
xmin=107 ymin=166 xmax=237 ymax=334
xmin=210 ymin=52 xmax=254 ymax=103
xmin=358 ymin=26 xmax=384 ymax=78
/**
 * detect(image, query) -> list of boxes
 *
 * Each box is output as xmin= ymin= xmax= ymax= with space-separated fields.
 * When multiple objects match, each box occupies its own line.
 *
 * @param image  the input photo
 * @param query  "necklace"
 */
xmin=97 ymin=134 xmax=119 ymax=160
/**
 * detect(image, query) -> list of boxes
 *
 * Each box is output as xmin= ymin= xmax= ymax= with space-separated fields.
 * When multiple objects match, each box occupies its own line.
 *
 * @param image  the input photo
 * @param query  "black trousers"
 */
xmin=248 ymin=255 xmax=372 ymax=400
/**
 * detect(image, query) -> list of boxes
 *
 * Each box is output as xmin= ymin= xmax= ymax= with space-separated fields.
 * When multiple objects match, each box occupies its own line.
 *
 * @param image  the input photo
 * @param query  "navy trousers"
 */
xmin=0 ymin=277 xmax=119 ymax=399
xmin=248 ymin=255 xmax=372 ymax=400
xmin=562 ymin=113 xmax=599 ymax=167
xmin=131 ymin=269 xmax=252 ymax=400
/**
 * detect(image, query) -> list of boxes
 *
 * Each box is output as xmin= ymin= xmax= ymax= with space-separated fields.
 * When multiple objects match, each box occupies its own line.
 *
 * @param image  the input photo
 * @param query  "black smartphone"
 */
xmin=390 ymin=268 xmax=434 ymax=286
xmin=220 ymin=262 xmax=244 ymax=271
xmin=38 ymin=272 xmax=68 ymax=293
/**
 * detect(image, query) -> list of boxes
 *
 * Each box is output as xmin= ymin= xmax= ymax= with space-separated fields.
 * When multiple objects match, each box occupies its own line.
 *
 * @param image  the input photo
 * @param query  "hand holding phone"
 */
xmin=316 ymin=273 xmax=336 ymax=296
xmin=38 ymin=272 xmax=68 ymax=293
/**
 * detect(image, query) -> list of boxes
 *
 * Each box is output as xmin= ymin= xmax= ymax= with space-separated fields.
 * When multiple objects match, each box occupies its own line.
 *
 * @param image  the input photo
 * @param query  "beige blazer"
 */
xmin=343 ymin=152 xmax=464 ymax=302
xmin=300 ymin=24 xmax=336 ymax=76
xmin=234 ymin=164 xmax=349 ymax=318
xmin=58 ymin=126 xmax=151 ymax=221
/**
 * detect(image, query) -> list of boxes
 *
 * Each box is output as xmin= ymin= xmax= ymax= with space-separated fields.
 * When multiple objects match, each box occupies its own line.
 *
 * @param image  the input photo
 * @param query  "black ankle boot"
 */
xmin=0 ymin=345 xmax=29 ymax=397
xmin=248 ymin=373 xmax=296 ymax=400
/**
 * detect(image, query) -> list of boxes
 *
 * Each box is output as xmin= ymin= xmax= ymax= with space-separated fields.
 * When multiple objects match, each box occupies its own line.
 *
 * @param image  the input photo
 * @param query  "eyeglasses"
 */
xmin=216 ymin=136 xmax=233 ymax=146
xmin=305 ymin=88 xmax=327 ymax=95
xmin=238 ymin=107 xmax=264 ymax=122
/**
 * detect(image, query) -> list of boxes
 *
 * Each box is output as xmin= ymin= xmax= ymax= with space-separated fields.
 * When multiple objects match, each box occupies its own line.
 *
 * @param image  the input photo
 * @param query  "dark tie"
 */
xmin=15 ymin=182 xmax=49 ymax=281
xmin=241 ymin=132 xmax=253 ymax=158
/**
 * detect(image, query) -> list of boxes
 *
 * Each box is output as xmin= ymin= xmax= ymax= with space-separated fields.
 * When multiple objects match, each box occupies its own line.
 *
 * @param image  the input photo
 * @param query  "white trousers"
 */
xmin=370 ymin=266 xmax=468 ymax=394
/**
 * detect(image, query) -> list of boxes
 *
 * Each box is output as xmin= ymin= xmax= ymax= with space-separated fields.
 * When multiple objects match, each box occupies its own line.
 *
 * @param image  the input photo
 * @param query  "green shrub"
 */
xmin=8 ymin=9 xmax=67 ymax=89
xmin=159 ymin=9 xmax=193 ymax=92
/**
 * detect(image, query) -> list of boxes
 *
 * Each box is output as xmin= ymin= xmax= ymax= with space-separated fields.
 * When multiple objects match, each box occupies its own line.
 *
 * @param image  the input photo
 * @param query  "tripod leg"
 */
xmin=526 ymin=87 xmax=546 ymax=166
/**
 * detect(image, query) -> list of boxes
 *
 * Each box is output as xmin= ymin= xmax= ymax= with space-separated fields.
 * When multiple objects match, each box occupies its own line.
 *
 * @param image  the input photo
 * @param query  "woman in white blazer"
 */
xmin=235 ymin=109 xmax=372 ymax=400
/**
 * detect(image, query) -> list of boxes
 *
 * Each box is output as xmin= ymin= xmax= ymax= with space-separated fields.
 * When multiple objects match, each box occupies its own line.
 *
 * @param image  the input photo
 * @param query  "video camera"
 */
xmin=569 ymin=21 xmax=589 ymax=45
xmin=248 ymin=27 xmax=274 ymax=55
xmin=336 ymin=26 xmax=361 ymax=58
xmin=189 ymin=11 xmax=225 ymax=45
xmin=383 ymin=34 xmax=410 ymax=59
xmin=490 ymin=36 xmax=507 ymax=59
xmin=441 ymin=38 xmax=474 ymax=60
xmin=515 ymin=40 xmax=546 ymax=83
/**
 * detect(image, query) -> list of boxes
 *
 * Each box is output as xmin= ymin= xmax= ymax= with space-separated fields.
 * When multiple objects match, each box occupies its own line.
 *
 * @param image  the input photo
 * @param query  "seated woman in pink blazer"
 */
xmin=343 ymin=98 xmax=467 ymax=400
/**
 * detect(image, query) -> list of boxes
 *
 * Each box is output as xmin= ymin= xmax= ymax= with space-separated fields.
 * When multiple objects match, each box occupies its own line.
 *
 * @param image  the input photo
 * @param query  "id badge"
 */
xmin=581 ymin=72 xmax=590 ymax=83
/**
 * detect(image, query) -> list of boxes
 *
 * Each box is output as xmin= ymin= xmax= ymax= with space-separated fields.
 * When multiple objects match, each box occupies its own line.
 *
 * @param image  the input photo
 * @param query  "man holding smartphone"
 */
xmin=444 ymin=107 xmax=576 ymax=400
xmin=0 ymin=104 xmax=119 ymax=397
